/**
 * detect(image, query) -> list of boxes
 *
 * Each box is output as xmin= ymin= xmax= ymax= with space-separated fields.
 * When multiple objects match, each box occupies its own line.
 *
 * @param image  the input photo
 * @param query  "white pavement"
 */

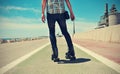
xmin=0 ymin=38 xmax=120 ymax=74
xmin=0 ymin=43 xmax=50 ymax=74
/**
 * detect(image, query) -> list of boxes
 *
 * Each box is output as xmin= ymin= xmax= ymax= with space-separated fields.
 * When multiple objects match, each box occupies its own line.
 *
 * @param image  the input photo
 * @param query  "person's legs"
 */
xmin=57 ymin=14 xmax=75 ymax=58
xmin=47 ymin=13 xmax=59 ymax=61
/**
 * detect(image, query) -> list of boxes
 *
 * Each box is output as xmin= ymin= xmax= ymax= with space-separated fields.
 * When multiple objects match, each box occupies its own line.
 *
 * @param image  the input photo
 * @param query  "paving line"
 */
xmin=0 ymin=43 xmax=50 ymax=74
xmin=74 ymin=43 xmax=120 ymax=73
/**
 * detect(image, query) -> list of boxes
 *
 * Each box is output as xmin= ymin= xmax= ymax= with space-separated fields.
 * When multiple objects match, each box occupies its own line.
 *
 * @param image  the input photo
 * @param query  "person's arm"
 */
xmin=41 ymin=0 xmax=47 ymax=23
xmin=65 ymin=0 xmax=75 ymax=21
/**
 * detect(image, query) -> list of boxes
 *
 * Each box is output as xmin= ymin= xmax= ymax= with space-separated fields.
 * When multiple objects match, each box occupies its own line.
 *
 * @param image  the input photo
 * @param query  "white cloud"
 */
xmin=76 ymin=21 xmax=97 ymax=31
xmin=0 ymin=23 xmax=45 ymax=30
xmin=0 ymin=16 xmax=98 ymax=37
xmin=0 ymin=16 xmax=41 ymax=24
xmin=0 ymin=17 xmax=48 ymax=38
xmin=66 ymin=18 xmax=97 ymax=34
xmin=0 ymin=6 xmax=41 ymax=13
xmin=0 ymin=17 xmax=47 ymax=30
xmin=0 ymin=17 xmax=97 ymax=31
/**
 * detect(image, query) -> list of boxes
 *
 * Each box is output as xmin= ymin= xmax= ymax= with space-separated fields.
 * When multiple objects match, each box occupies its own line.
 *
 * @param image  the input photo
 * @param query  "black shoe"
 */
xmin=53 ymin=58 xmax=60 ymax=62
xmin=51 ymin=55 xmax=60 ymax=62
xmin=65 ymin=53 xmax=76 ymax=61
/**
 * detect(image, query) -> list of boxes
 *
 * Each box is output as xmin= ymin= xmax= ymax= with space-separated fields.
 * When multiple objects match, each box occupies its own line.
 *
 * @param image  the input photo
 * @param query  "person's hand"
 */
xmin=70 ymin=13 xmax=75 ymax=21
xmin=41 ymin=14 xmax=45 ymax=23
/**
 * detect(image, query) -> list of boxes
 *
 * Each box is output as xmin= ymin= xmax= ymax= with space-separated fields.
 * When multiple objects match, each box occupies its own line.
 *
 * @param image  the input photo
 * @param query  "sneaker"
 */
xmin=51 ymin=55 xmax=60 ymax=62
xmin=53 ymin=58 xmax=60 ymax=62
xmin=65 ymin=53 xmax=76 ymax=61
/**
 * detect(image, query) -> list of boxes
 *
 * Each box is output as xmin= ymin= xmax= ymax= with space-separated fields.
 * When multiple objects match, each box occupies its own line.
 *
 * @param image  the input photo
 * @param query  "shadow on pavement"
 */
xmin=58 ymin=58 xmax=91 ymax=64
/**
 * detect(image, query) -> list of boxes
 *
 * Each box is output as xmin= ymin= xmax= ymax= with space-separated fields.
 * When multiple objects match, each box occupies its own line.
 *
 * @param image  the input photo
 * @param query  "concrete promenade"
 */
xmin=0 ymin=38 xmax=120 ymax=74
xmin=73 ymin=38 xmax=120 ymax=64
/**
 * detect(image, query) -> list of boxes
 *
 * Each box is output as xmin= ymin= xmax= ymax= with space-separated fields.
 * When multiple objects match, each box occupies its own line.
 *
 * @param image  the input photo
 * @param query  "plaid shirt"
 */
xmin=47 ymin=0 xmax=65 ymax=14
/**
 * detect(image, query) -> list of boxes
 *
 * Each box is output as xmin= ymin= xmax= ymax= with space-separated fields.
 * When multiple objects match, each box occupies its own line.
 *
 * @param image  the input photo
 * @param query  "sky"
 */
xmin=0 ymin=0 xmax=120 ymax=38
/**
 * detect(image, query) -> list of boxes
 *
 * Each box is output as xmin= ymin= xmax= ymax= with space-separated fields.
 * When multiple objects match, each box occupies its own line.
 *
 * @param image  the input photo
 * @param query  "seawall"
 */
xmin=74 ymin=25 xmax=120 ymax=43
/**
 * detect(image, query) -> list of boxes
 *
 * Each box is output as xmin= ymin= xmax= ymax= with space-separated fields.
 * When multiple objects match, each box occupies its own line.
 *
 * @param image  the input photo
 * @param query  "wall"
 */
xmin=74 ymin=25 xmax=120 ymax=43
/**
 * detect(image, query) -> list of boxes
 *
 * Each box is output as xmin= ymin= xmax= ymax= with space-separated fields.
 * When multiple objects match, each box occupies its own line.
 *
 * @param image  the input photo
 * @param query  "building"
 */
xmin=97 ymin=4 xmax=120 ymax=29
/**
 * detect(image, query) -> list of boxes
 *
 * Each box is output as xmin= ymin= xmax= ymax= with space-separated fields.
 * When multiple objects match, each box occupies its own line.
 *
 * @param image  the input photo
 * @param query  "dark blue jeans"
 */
xmin=47 ymin=13 xmax=75 ymax=58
